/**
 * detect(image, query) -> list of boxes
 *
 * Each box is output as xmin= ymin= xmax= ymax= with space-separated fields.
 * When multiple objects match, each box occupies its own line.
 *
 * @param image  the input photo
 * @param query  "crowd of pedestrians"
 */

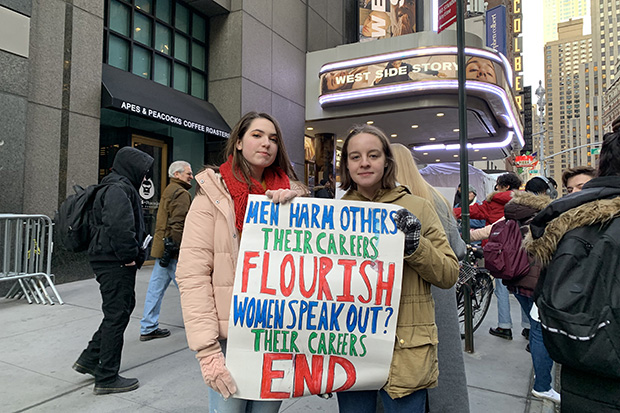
xmin=69 ymin=112 xmax=620 ymax=412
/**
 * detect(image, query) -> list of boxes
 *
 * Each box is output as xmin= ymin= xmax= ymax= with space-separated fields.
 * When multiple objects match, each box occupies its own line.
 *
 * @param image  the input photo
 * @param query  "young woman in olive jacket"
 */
xmin=336 ymin=125 xmax=459 ymax=413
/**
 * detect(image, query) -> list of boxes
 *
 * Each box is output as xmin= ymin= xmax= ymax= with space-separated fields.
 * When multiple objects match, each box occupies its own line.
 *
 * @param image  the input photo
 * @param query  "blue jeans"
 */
xmin=140 ymin=258 xmax=178 ymax=335
xmin=495 ymin=279 xmax=513 ymax=329
xmin=514 ymin=293 xmax=554 ymax=392
xmin=337 ymin=388 xmax=427 ymax=413
xmin=494 ymin=280 xmax=531 ymax=329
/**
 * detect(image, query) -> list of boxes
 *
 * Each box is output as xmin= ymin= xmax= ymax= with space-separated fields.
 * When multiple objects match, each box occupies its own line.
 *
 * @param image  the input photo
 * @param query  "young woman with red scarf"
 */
xmin=176 ymin=112 xmax=307 ymax=413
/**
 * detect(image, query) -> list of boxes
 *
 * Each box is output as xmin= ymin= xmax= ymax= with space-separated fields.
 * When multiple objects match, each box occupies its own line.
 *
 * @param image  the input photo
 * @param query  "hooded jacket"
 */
xmin=454 ymin=190 xmax=513 ymax=225
xmin=150 ymin=177 xmax=192 ymax=258
xmin=88 ymin=147 xmax=154 ymax=265
xmin=343 ymin=186 xmax=459 ymax=399
xmin=525 ymin=176 xmax=620 ymax=265
xmin=524 ymin=176 xmax=620 ymax=412
xmin=502 ymin=191 xmax=551 ymax=296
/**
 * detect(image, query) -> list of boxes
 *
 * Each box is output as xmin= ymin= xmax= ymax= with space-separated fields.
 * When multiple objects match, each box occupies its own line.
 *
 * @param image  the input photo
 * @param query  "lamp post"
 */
xmin=535 ymin=80 xmax=546 ymax=176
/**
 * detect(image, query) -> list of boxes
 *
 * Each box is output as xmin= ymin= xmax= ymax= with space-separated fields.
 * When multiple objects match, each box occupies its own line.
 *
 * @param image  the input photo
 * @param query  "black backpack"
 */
xmin=535 ymin=218 xmax=620 ymax=379
xmin=54 ymin=184 xmax=111 ymax=252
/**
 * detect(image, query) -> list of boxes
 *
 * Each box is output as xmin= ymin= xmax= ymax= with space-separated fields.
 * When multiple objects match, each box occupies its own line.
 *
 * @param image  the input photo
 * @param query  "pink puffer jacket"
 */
xmin=176 ymin=169 xmax=239 ymax=359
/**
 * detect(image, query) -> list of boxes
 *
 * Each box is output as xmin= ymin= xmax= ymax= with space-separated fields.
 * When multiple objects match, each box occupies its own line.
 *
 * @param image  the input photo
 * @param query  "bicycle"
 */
xmin=456 ymin=246 xmax=494 ymax=336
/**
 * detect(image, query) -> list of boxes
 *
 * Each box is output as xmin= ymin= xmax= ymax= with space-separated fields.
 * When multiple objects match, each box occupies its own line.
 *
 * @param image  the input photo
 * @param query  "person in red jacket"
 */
xmin=453 ymin=172 xmax=521 ymax=225
xmin=454 ymin=172 xmax=527 ymax=340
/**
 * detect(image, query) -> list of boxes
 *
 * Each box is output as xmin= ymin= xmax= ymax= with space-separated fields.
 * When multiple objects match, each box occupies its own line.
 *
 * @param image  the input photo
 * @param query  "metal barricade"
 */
xmin=0 ymin=214 xmax=63 ymax=305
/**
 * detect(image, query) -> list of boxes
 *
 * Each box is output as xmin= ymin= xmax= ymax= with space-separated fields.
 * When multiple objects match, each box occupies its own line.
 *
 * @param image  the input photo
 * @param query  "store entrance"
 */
xmin=132 ymin=135 xmax=168 ymax=263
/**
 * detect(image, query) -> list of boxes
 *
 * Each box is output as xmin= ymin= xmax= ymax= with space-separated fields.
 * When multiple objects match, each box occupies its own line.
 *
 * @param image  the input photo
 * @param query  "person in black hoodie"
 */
xmin=72 ymin=147 xmax=154 ymax=395
xmin=526 ymin=131 xmax=620 ymax=412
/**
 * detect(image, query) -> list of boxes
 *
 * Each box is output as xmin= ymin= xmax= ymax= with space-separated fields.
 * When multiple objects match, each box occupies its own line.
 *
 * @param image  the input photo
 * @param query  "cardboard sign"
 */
xmin=226 ymin=195 xmax=405 ymax=400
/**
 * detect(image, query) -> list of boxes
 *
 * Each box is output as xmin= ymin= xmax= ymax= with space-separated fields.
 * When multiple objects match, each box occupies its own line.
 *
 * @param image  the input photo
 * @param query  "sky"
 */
xmin=522 ymin=0 xmax=545 ymax=88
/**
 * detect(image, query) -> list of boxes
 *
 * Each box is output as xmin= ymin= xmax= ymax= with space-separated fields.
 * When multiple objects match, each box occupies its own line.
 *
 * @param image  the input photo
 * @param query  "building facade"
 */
xmin=0 ymin=0 xmax=353 ymax=282
xmin=544 ymin=18 xmax=598 ymax=185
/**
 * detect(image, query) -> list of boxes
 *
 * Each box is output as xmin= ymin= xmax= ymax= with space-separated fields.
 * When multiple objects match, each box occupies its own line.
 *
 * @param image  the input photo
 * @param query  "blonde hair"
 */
xmin=390 ymin=143 xmax=452 ymax=211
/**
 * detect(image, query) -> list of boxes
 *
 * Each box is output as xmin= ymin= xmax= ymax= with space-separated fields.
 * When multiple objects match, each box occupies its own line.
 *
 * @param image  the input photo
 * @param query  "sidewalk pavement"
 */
xmin=1 ymin=266 xmax=558 ymax=412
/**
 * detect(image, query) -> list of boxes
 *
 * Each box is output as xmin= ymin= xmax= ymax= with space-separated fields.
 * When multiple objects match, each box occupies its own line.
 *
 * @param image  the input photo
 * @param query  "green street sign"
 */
xmin=591 ymin=147 xmax=600 ymax=155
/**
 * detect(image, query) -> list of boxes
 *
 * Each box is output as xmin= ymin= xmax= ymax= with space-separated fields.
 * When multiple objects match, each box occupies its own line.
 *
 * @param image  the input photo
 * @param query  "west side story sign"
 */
xmin=226 ymin=195 xmax=405 ymax=399
xmin=118 ymin=100 xmax=230 ymax=138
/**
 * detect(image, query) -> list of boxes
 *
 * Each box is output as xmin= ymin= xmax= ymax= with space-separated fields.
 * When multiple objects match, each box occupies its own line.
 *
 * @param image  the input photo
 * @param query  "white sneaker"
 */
xmin=532 ymin=388 xmax=561 ymax=404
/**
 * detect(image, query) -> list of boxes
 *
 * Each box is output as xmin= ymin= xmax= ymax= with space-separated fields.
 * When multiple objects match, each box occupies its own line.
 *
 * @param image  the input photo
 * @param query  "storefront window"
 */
xmin=192 ymin=14 xmax=206 ymax=42
xmin=191 ymin=71 xmax=205 ymax=99
xmin=133 ymin=45 xmax=151 ymax=78
xmin=109 ymin=0 xmax=130 ymax=36
xmin=155 ymin=0 xmax=171 ymax=24
xmin=174 ymin=63 xmax=189 ymax=93
xmin=154 ymin=54 xmax=171 ymax=86
xmin=192 ymin=43 xmax=205 ymax=70
xmin=108 ymin=35 xmax=129 ymax=70
xmin=175 ymin=3 xmax=189 ymax=33
xmin=104 ymin=0 xmax=208 ymax=100
xmin=134 ymin=12 xmax=152 ymax=46
xmin=174 ymin=33 xmax=189 ymax=63
xmin=155 ymin=23 xmax=171 ymax=55
xmin=135 ymin=0 xmax=152 ymax=14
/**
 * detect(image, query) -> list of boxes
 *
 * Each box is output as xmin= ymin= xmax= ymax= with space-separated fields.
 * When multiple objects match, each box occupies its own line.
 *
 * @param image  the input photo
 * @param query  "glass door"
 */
xmin=132 ymin=135 xmax=168 ymax=263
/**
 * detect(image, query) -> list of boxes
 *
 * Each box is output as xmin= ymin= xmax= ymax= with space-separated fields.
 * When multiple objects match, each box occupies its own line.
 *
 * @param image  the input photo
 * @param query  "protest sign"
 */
xmin=226 ymin=195 xmax=405 ymax=399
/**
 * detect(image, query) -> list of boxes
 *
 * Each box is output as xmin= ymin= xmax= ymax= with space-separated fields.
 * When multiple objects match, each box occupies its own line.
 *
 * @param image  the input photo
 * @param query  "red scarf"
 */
xmin=220 ymin=155 xmax=290 ymax=233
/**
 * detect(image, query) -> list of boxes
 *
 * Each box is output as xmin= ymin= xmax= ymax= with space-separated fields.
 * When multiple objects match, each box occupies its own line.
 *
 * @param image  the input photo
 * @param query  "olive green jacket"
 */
xmin=342 ymin=186 xmax=459 ymax=399
xmin=151 ymin=178 xmax=192 ymax=258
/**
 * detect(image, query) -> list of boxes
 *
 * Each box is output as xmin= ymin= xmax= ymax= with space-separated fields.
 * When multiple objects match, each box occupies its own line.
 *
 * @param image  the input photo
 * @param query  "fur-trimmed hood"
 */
xmin=504 ymin=191 xmax=552 ymax=224
xmin=524 ymin=177 xmax=620 ymax=265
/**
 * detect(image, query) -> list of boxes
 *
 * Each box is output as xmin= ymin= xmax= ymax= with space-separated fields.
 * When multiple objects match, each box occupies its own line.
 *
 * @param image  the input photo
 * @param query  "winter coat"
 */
xmin=428 ymin=191 xmax=470 ymax=412
xmin=88 ymin=147 xmax=153 ymax=266
xmin=454 ymin=190 xmax=513 ymax=225
xmin=342 ymin=186 xmax=459 ymax=399
xmin=150 ymin=178 xmax=192 ymax=258
xmin=524 ymin=176 xmax=620 ymax=412
xmin=176 ymin=168 xmax=306 ymax=360
xmin=502 ymin=191 xmax=551 ymax=297
xmin=433 ymin=191 xmax=466 ymax=261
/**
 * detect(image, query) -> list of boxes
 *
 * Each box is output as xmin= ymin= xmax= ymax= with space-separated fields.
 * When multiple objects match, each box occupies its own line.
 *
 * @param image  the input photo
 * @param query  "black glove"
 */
xmin=160 ymin=237 xmax=179 ymax=268
xmin=393 ymin=208 xmax=421 ymax=255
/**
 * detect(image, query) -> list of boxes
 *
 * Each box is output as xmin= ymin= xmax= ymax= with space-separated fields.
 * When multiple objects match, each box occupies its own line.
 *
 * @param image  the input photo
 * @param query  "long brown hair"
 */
xmin=223 ymin=112 xmax=299 ymax=187
xmin=338 ymin=124 xmax=397 ymax=192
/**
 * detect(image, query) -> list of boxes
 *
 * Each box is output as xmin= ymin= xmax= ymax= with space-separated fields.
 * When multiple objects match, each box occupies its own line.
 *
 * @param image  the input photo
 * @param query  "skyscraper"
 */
xmin=544 ymin=19 xmax=599 ymax=185
xmin=543 ymin=0 xmax=589 ymax=43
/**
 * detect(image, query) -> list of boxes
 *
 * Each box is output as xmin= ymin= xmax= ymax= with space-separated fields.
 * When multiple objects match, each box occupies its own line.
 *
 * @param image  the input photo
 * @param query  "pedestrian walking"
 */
xmin=72 ymin=147 xmax=153 ymax=395
xmin=140 ymin=160 xmax=193 ymax=341
xmin=175 ymin=112 xmax=308 ymax=413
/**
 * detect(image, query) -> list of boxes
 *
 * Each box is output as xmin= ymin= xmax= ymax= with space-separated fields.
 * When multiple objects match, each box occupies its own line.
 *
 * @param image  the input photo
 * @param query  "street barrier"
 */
xmin=1 ymin=214 xmax=63 ymax=305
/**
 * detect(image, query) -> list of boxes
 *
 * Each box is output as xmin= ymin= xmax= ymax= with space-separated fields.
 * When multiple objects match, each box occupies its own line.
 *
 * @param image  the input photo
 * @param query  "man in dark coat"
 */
xmin=527 ymin=131 xmax=620 ymax=412
xmin=139 ymin=160 xmax=193 ymax=341
xmin=72 ymin=147 xmax=154 ymax=395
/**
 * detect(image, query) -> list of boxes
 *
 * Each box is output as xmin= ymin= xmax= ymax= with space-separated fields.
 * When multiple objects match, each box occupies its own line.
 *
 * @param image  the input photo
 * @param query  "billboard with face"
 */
xmin=358 ymin=0 xmax=416 ymax=42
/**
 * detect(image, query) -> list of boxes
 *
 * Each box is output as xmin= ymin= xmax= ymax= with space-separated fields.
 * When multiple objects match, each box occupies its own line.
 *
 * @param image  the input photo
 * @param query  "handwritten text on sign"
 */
xmin=226 ymin=196 xmax=404 ymax=399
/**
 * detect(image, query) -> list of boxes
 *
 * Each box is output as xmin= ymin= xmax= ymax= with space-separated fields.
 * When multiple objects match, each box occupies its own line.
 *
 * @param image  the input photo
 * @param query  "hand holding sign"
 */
xmin=393 ymin=208 xmax=421 ymax=255
xmin=199 ymin=352 xmax=238 ymax=399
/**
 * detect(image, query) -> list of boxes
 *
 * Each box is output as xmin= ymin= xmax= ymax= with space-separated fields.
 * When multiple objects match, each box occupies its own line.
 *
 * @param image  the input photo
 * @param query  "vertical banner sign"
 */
xmin=226 ymin=195 xmax=405 ymax=400
xmin=438 ymin=0 xmax=457 ymax=34
xmin=485 ymin=5 xmax=507 ymax=56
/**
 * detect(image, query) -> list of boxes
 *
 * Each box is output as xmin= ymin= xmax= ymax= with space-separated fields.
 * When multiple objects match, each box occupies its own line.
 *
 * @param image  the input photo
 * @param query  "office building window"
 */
xmin=104 ymin=0 xmax=208 ymax=99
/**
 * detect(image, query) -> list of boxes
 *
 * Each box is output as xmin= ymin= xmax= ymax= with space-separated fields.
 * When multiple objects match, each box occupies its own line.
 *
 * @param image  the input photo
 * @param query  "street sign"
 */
xmin=591 ymin=147 xmax=600 ymax=155
xmin=438 ymin=0 xmax=457 ymax=33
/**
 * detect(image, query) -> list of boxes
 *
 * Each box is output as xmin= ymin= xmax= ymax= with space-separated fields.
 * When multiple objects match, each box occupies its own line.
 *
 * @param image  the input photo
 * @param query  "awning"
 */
xmin=101 ymin=64 xmax=230 ymax=138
